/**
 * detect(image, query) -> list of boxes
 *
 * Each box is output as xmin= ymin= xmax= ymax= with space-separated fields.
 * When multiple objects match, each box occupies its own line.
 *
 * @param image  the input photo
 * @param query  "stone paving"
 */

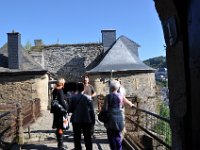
xmin=17 ymin=110 xmax=111 ymax=150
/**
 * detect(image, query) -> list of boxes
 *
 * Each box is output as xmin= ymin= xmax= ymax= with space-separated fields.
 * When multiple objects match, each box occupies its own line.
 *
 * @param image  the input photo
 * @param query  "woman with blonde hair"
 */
xmin=52 ymin=78 xmax=68 ymax=150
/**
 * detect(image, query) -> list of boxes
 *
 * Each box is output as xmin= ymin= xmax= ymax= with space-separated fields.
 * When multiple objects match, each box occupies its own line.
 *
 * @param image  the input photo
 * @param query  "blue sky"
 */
xmin=0 ymin=0 xmax=165 ymax=60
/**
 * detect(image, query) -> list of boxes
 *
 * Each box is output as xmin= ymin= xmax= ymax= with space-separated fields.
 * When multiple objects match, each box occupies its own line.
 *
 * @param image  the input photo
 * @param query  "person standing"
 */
xmin=102 ymin=80 xmax=134 ymax=150
xmin=69 ymin=82 xmax=95 ymax=150
xmin=83 ymin=75 xmax=96 ymax=135
xmin=63 ymin=81 xmax=77 ymax=105
xmin=83 ymin=75 xmax=96 ymax=100
xmin=52 ymin=78 xmax=68 ymax=150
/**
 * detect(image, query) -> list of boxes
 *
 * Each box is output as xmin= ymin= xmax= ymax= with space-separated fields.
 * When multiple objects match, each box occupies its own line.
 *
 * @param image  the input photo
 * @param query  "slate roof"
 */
xmin=0 ymin=43 xmax=46 ymax=74
xmin=87 ymin=35 xmax=155 ymax=73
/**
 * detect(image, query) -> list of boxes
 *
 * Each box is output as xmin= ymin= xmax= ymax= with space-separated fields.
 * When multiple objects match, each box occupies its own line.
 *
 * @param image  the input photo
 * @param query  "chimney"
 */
xmin=7 ymin=31 xmax=22 ymax=69
xmin=101 ymin=29 xmax=116 ymax=53
xmin=34 ymin=39 xmax=43 ymax=46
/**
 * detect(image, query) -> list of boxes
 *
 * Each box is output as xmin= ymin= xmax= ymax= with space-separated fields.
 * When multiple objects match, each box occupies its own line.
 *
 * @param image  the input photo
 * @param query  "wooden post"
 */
xmin=135 ymin=97 xmax=140 ymax=132
xmin=28 ymin=126 xmax=31 ymax=139
xmin=17 ymin=104 xmax=24 ymax=145
xmin=31 ymin=100 xmax=36 ymax=122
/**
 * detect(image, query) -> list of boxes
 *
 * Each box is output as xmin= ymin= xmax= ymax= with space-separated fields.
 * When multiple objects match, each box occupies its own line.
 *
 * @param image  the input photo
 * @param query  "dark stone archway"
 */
xmin=154 ymin=0 xmax=200 ymax=149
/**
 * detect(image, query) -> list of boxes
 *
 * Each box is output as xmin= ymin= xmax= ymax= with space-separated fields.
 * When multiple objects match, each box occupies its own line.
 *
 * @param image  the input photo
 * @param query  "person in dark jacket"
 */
xmin=68 ymin=82 xmax=95 ymax=150
xmin=63 ymin=82 xmax=77 ymax=105
xmin=52 ymin=78 xmax=68 ymax=150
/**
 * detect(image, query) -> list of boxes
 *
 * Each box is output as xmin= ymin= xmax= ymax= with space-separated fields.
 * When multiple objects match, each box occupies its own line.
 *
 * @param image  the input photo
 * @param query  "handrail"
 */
xmin=125 ymin=104 xmax=172 ymax=149
xmin=132 ymin=105 xmax=170 ymax=123
xmin=97 ymin=94 xmax=172 ymax=149
xmin=126 ymin=117 xmax=171 ymax=149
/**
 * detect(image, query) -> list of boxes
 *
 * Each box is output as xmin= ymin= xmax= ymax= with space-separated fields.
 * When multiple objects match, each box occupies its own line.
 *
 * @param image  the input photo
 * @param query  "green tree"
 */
xmin=143 ymin=56 xmax=166 ymax=69
xmin=154 ymin=102 xmax=171 ymax=146
xmin=24 ymin=41 xmax=32 ymax=51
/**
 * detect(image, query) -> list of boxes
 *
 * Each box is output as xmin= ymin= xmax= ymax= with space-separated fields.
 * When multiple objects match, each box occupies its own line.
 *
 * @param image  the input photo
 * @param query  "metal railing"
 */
xmin=125 ymin=101 xmax=171 ymax=150
xmin=97 ymin=95 xmax=172 ymax=150
xmin=0 ymin=98 xmax=41 ymax=149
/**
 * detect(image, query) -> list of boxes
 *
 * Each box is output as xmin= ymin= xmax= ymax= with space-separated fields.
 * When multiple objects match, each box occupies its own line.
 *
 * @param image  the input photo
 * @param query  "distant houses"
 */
xmin=155 ymin=68 xmax=168 ymax=82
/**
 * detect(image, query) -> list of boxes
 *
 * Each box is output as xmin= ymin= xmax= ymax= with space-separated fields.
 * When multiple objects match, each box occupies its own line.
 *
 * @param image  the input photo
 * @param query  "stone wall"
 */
xmin=32 ymin=74 xmax=49 ymax=110
xmin=30 ymin=43 xmax=103 ymax=81
xmin=0 ymin=74 xmax=49 ymax=110
xmin=29 ymin=44 xmax=158 ymax=112
xmin=89 ymin=72 xmax=158 ymax=113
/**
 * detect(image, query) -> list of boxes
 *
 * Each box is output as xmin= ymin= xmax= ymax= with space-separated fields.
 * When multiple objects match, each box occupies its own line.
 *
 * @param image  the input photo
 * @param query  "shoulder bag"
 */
xmin=98 ymin=95 xmax=111 ymax=123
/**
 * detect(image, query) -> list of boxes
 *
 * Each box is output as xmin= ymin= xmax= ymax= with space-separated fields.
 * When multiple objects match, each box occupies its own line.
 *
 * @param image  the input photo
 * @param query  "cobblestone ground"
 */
xmin=14 ymin=109 xmax=111 ymax=150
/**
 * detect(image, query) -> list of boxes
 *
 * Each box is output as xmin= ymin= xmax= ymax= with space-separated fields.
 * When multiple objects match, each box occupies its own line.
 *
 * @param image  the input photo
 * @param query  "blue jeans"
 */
xmin=107 ymin=129 xmax=122 ymax=150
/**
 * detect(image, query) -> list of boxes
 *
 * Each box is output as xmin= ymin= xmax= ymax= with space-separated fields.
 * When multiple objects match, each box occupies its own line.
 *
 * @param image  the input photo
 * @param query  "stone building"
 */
xmin=87 ymin=30 xmax=157 ymax=111
xmin=0 ymin=32 xmax=48 ymax=110
xmin=30 ymin=42 xmax=103 ymax=82
xmin=29 ymin=29 xmax=157 ymax=112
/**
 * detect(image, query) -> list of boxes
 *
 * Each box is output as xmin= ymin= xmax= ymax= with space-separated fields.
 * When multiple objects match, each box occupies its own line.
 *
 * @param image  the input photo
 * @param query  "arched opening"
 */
xmin=154 ymin=0 xmax=200 ymax=149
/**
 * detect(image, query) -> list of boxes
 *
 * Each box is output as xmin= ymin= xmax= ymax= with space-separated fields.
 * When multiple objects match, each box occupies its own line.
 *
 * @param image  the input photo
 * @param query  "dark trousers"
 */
xmin=107 ymin=129 xmax=122 ymax=150
xmin=72 ymin=123 xmax=93 ymax=150
xmin=56 ymin=128 xmax=64 ymax=149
